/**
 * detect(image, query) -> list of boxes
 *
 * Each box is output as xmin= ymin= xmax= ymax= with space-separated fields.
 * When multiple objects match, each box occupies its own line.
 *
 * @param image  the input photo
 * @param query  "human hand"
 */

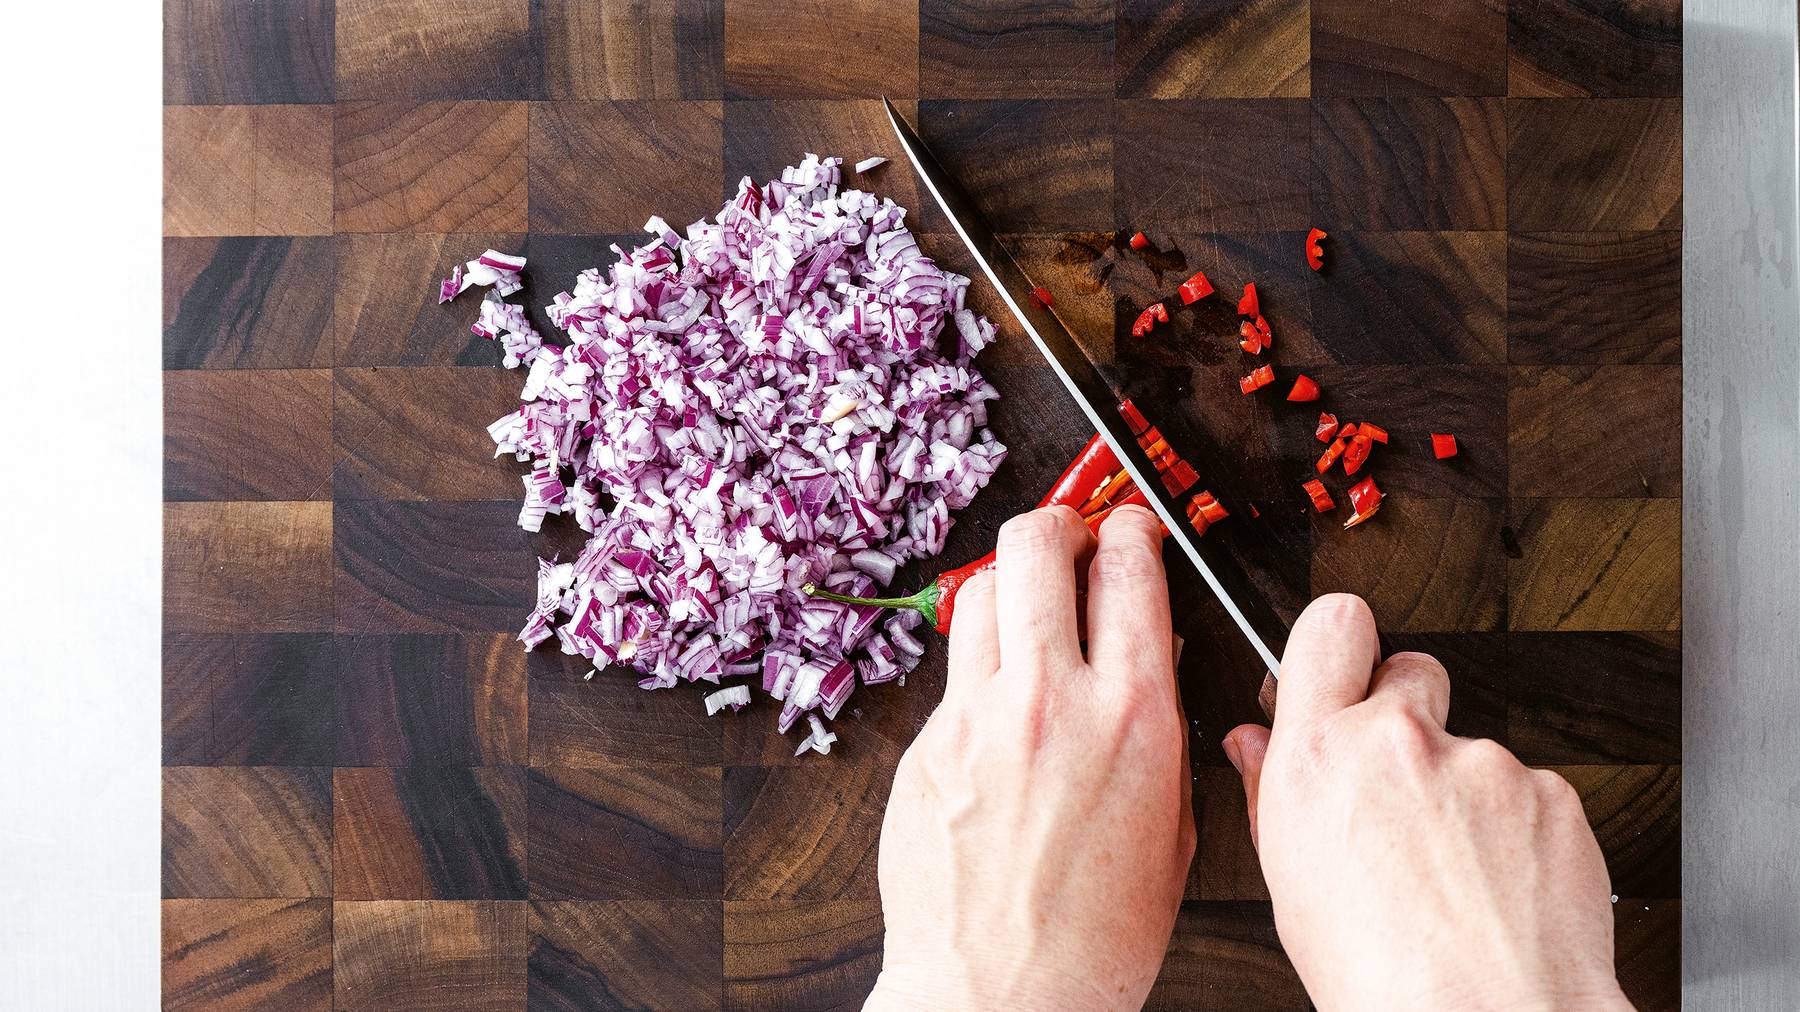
xmin=865 ymin=505 xmax=1194 ymax=1012
xmin=1223 ymin=594 xmax=1630 ymax=1010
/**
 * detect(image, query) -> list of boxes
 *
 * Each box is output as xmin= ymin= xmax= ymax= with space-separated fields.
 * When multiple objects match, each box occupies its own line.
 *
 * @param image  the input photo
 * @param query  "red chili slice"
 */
xmin=1305 ymin=227 xmax=1327 ymax=271
xmin=1178 ymin=270 xmax=1214 ymax=305
xmin=1302 ymin=478 xmax=1334 ymax=513
xmin=1287 ymin=375 xmax=1320 ymax=402
xmin=1161 ymin=459 xmax=1199 ymax=497
xmin=1238 ymin=319 xmax=1264 ymax=355
xmin=1118 ymin=399 xmax=1150 ymax=436
xmin=1317 ymin=436 xmax=1346 ymax=473
xmin=1359 ymin=421 xmax=1389 ymax=444
xmin=1315 ymin=412 xmax=1339 ymax=443
xmin=1029 ymin=285 xmax=1054 ymax=308
xmin=1345 ymin=475 xmax=1383 ymax=527
xmin=1342 ymin=433 xmax=1373 ymax=475
xmin=1249 ymin=503 xmax=1261 ymax=518
xmin=1432 ymin=433 xmax=1458 ymax=458
xmin=1129 ymin=231 xmax=1150 ymax=251
xmin=1237 ymin=282 xmax=1259 ymax=317
xmin=1253 ymin=314 xmax=1273 ymax=349
xmin=1150 ymin=302 xmax=1169 ymax=323
xmin=1131 ymin=307 xmax=1158 ymax=337
xmin=1195 ymin=491 xmax=1228 ymax=524
xmin=1238 ymin=364 xmax=1275 ymax=395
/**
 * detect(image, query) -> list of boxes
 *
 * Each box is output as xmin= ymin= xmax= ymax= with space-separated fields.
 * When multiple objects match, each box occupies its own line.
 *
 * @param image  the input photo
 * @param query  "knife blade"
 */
xmin=882 ymin=97 xmax=1287 ymax=677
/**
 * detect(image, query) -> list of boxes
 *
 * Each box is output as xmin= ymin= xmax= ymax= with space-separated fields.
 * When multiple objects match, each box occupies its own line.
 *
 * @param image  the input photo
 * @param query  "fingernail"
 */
xmin=1221 ymin=736 xmax=1243 ymax=773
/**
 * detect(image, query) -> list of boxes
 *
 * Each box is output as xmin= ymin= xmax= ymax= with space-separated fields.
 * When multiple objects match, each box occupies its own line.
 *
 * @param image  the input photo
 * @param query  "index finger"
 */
xmin=1270 ymin=593 xmax=1379 ymax=738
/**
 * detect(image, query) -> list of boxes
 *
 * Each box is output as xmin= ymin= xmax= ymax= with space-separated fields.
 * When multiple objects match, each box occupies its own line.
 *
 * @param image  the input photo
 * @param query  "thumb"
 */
xmin=1222 ymin=724 xmax=1271 ymax=849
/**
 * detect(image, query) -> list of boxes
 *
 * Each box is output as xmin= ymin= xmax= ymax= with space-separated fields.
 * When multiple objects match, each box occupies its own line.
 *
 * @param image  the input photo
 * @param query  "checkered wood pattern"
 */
xmin=163 ymin=0 xmax=1681 ymax=1008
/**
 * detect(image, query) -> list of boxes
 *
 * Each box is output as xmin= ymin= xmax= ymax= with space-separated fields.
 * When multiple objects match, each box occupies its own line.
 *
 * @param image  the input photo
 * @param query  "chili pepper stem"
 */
xmin=801 ymin=582 xmax=942 ymax=628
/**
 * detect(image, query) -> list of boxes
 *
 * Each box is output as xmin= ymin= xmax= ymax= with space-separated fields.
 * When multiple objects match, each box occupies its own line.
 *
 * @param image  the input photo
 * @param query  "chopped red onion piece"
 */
xmin=853 ymin=156 xmax=888 ymax=174
xmin=794 ymin=713 xmax=838 ymax=755
xmin=704 ymin=684 xmax=751 ymax=715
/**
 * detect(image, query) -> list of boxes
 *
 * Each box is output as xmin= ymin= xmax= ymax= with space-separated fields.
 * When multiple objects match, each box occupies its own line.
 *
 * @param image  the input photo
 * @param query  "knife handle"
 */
xmin=1257 ymin=670 xmax=1278 ymax=721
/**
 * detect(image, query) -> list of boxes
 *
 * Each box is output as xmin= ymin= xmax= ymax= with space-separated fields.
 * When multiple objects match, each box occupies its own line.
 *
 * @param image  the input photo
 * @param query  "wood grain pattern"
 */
xmin=724 ymin=764 xmax=888 ymax=900
xmin=1507 ymin=231 xmax=1683 ymax=365
xmin=164 ymin=105 xmax=335 ymax=236
xmin=164 ymin=633 xmax=339 ymax=765
xmin=333 ymin=766 xmax=528 ymax=899
xmin=1313 ymin=0 xmax=1506 ymax=96
xmin=1312 ymin=496 xmax=1507 ymax=632
xmin=1614 ymin=899 xmax=1679 ymax=1012
xmin=724 ymin=99 xmax=939 ymax=235
xmin=333 ymin=500 xmax=545 ymax=632
xmin=1555 ymin=764 xmax=1680 ymax=898
xmin=165 ymin=501 xmax=334 ymax=633
xmin=1116 ymin=0 xmax=1308 ymax=98
xmin=333 ymin=900 xmax=527 ymax=1011
xmin=1507 ymin=98 xmax=1681 ymax=231
xmin=334 ymin=367 xmax=527 ymax=500
xmin=1508 ymin=0 xmax=1682 ymax=98
xmin=337 ymin=634 xmax=528 ymax=766
xmin=1190 ymin=767 xmax=1267 ymax=900
xmin=165 ymin=369 xmax=333 ymax=501
xmin=164 ymin=236 xmax=336 ymax=370
xmin=163 ymin=899 xmax=333 ymax=1010
xmin=536 ymin=0 xmax=725 ymax=100
xmin=1148 ymin=902 xmax=1307 ymax=1010
xmin=163 ymin=0 xmax=335 ymax=104
xmin=1509 ymin=365 xmax=1681 ymax=497
xmin=1312 ymin=97 xmax=1506 ymax=229
xmin=528 ymin=100 xmax=723 ymax=232
xmin=334 ymin=101 xmax=528 ymax=232
xmin=1117 ymin=99 xmax=1310 ymax=231
xmin=918 ymin=100 xmax=1115 ymax=232
xmin=723 ymin=901 xmax=883 ymax=1011
xmin=529 ymin=648 xmax=725 ymax=767
xmin=527 ymin=764 xmax=724 ymax=900
xmin=1508 ymin=498 xmax=1681 ymax=631
xmin=1306 ymin=231 xmax=1506 ymax=364
xmin=529 ymin=901 xmax=723 ymax=1011
xmin=1509 ymin=632 xmax=1680 ymax=763
xmin=724 ymin=0 xmax=919 ymax=99
xmin=163 ymin=767 xmax=332 ymax=897
xmin=333 ymin=232 xmax=523 ymax=366
xmin=335 ymin=0 xmax=532 ymax=101
xmin=921 ymin=0 xmax=1115 ymax=99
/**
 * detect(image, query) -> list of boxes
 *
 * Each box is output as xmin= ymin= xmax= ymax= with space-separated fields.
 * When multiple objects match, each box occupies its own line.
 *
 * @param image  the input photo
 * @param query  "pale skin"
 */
xmin=865 ymin=505 xmax=1632 ymax=1012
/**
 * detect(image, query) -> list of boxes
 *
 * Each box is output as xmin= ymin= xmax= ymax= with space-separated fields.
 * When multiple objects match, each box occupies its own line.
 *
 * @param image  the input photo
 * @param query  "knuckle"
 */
xmin=1534 ymin=768 xmax=1583 ymax=808
xmin=1311 ymin=592 xmax=1372 ymax=624
xmin=1387 ymin=651 xmax=1449 ymax=686
xmin=1379 ymin=708 xmax=1439 ymax=763
xmin=998 ymin=507 xmax=1079 ymax=556
xmin=1462 ymin=737 xmax=1521 ymax=776
xmin=1089 ymin=541 xmax=1164 ymax=587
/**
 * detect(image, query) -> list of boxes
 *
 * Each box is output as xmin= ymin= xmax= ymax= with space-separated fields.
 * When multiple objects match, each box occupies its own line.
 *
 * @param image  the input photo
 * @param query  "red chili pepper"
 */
xmin=1305 ymin=227 xmax=1327 ymax=271
xmin=1237 ymin=283 xmax=1259 ymax=317
xmin=1432 ymin=432 xmax=1458 ymax=459
xmin=1315 ymin=413 xmax=1339 ymax=443
xmin=1239 ymin=364 xmax=1275 ymax=395
xmin=1131 ymin=308 xmax=1157 ymax=337
xmin=1302 ymin=478 xmax=1334 ymax=513
xmin=1082 ymin=468 xmax=1136 ymax=516
xmin=1118 ymin=399 xmax=1150 ymax=436
xmin=1151 ymin=302 xmax=1169 ymax=323
xmin=1238 ymin=319 xmax=1264 ymax=355
xmin=1287 ymin=375 xmax=1320 ymax=402
xmin=1254 ymin=314 xmax=1273 ymax=349
xmin=1129 ymin=231 xmax=1150 ymax=251
xmin=1339 ymin=423 xmax=1359 ymax=439
xmin=1029 ymin=285 xmax=1054 ymax=308
xmin=1178 ymin=270 xmax=1214 ymax=305
xmin=1194 ymin=491 xmax=1228 ymax=524
xmin=1342 ymin=433 xmax=1373 ymax=475
xmin=1317 ymin=436 xmax=1346 ymax=473
xmin=1359 ymin=421 xmax=1389 ymax=444
xmin=1040 ymin=433 xmax=1120 ymax=508
xmin=1345 ymin=475 xmax=1383 ymax=528
xmin=1161 ymin=459 xmax=1199 ymax=497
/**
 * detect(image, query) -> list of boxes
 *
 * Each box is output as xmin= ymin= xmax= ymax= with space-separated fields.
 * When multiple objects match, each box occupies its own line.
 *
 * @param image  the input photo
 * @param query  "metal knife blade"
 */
xmin=882 ymin=97 xmax=1287 ymax=675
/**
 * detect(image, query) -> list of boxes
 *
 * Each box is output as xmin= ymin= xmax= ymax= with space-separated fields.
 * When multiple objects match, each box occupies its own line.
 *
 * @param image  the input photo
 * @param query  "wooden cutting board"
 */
xmin=162 ymin=1 xmax=1680 ymax=1008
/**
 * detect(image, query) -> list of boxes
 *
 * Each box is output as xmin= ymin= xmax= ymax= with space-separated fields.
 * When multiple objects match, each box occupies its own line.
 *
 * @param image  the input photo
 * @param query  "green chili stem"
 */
xmin=801 ymin=583 xmax=931 ymax=611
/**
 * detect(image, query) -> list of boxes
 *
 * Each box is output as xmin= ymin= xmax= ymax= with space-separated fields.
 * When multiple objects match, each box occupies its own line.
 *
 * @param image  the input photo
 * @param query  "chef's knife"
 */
xmin=882 ymin=98 xmax=1289 ymax=689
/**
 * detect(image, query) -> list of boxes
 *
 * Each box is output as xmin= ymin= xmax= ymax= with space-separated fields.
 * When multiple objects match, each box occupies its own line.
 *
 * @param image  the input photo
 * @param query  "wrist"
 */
xmin=868 ymin=954 xmax=1137 ymax=1012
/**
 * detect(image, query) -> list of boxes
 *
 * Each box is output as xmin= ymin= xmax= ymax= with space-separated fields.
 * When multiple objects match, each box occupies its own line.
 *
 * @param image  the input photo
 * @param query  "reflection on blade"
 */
xmin=882 ymin=97 xmax=1287 ymax=675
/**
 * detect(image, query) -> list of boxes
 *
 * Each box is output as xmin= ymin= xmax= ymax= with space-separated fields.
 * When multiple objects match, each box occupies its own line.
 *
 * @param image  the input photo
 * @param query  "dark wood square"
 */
xmin=335 ymin=0 xmax=533 ymax=101
xmin=164 ymin=0 xmax=336 ymax=105
xmin=1312 ymin=496 xmax=1507 ymax=632
xmin=335 ymin=634 xmax=528 ymax=766
xmin=333 ymin=900 xmax=527 ymax=1010
xmin=333 ymin=500 xmax=545 ymax=632
xmin=1509 ymin=632 xmax=1680 ymax=764
xmin=1311 ymin=97 xmax=1506 ymax=229
xmin=1510 ymin=365 xmax=1681 ymax=497
xmin=333 ymin=766 xmax=528 ymax=899
xmin=1189 ymin=766 xmax=1266 ymax=900
xmin=164 ymin=899 xmax=333 ymax=1010
xmin=333 ymin=232 xmax=523 ymax=366
xmin=1118 ymin=99 xmax=1310 ymax=232
xmin=528 ymin=764 xmax=724 ymax=900
xmin=334 ymin=101 xmax=529 ymax=232
xmin=334 ymin=367 xmax=528 ymax=501
xmin=1557 ymin=765 xmax=1680 ymax=898
xmin=1116 ymin=0 xmax=1309 ymax=98
xmin=723 ymin=901 xmax=884 ymax=1010
xmin=166 ymin=369 xmax=332 ymax=501
xmin=1306 ymin=231 xmax=1506 ymax=364
xmin=724 ymin=764 xmax=888 ymax=901
xmin=529 ymin=100 xmax=723 ymax=233
xmin=163 ymin=767 xmax=333 ymax=898
xmin=535 ymin=0 xmax=724 ymax=100
xmin=1616 ymin=900 xmax=1680 ymax=1012
xmin=1312 ymin=0 xmax=1506 ymax=96
xmin=165 ymin=501 xmax=334 ymax=633
xmin=921 ymin=0 xmax=1114 ymax=99
xmin=165 ymin=236 xmax=336 ymax=370
xmin=723 ymin=0 xmax=918 ymax=99
xmin=1508 ymin=98 xmax=1682 ymax=230
xmin=529 ymin=901 xmax=724 ymax=1011
xmin=529 ymin=648 xmax=725 ymax=767
xmin=1509 ymin=0 xmax=1682 ymax=98
xmin=919 ymin=100 xmax=1115 ymax=232
xmin=1508 ymin=231 xmax=1683 ymax=365
xmin=1148 ymin=903 xmax=1305 ymax=1010
xmin=1507 ymin=498 xmax=1681 ymax=632
xmin=164 ymin=633 xmax=339 ymax=765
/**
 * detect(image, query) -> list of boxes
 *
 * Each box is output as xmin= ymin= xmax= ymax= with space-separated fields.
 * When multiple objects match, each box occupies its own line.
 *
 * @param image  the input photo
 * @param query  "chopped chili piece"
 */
xmin=1315 ymin=413 xmax=1339 ymax=443
xmin=1239 ymin=364 xmax=1275 ymax=395
xmin=1161 ymin=459 xmax=1199 ymax=497
xmin=1136 ymin=425 xmax=1160 ymax=449
xmin=1151 ymin=302 xmax=1169 ymax=323
xmin=1238 ymin=319 xmax=1264 ymax=355
xmin=1253 ymin=314 xmax=1273 ymax=348
xmin=1178 ymin=270 xmax=1214 ymax=305
xmin=1338 ymin=423 xmax=1358 ymax=439
xmin=1185 ymin=500 xmax=1209 ymax=536
xmin=1237 ymin=282 xmax=1259 ymax=317
xmin=1432 ymin=433 xmax=1458 ymax=458
xmin=1131 ymin=307 xmax=1158 ymax=337
xmin=1345 ymin=475 xmax=1383 ymax=528
xmin=1249 ymin=503 xmax=1261 ymax=518
xmin=1302 ymin=478 xmax=1334 ymax=513
xmin=1029 ymin=285 xmax=1054 ymax=308
xmin=1118 ymin=399 xmax=1150 ymax=436
xmin=1317 ymin=436 xmax=1346 ymax=473
xmin=1342 ymin=433 xmax=1373 ymax=476
xmin=1287 ymin=374 xmax=1320 ymax=402
xmin=1140 ymin=434 xmax=1168 ymax=460
xmin=1129 ymin=231 xmax=1150 ymax=251
xmin=1305 ymin=227 xmax=1327 ymax=271
xmin=1195 ymin=491 xmax=1229 ymax=524
xmin=1359 ymin=421 xmax=1389 ymax=444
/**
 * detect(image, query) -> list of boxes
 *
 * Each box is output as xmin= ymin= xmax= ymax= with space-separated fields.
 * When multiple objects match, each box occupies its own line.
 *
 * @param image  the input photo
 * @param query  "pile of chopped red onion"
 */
xmin=442 ymin=155 xmax=1006 ymax=755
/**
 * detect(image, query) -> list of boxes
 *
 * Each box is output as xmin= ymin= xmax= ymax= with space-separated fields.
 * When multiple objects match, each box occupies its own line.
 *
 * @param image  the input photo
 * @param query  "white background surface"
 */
xmin=0 ymin=5 xmax=162 ymax=1008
